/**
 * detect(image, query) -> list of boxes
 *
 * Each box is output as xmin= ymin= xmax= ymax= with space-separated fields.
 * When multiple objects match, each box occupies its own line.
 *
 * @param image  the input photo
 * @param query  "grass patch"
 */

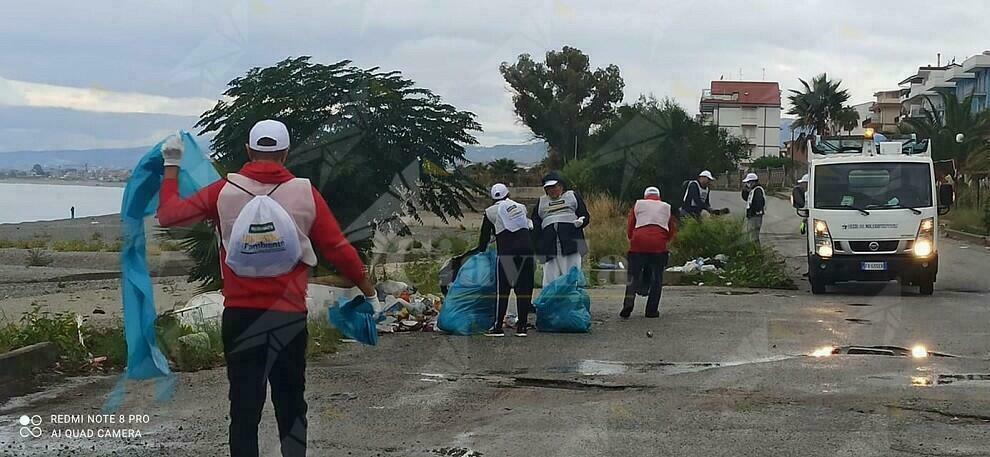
xmin=307 ymin=319 xmax=342 ymax=358
xmin=670 ymin=217 xmax=795 ymax=289
xmin=944 ymin=205 xmax=989 ymax=236
xmin=0 ymin=304 xmax=344 ymax=376
xmin=584 ymin=194 xmax=629 ymax=264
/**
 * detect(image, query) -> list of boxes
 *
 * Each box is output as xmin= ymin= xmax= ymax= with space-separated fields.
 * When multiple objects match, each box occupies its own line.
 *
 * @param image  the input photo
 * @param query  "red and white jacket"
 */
xmin=157 ymin=161 xmax=366 ymax=313
xmin=626 ymin=195 xmax=677 ymax=254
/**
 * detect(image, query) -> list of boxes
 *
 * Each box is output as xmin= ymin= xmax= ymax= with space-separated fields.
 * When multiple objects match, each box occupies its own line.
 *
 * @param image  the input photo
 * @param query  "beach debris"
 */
xmin=167 ymin=292 xmax=223 ymax=328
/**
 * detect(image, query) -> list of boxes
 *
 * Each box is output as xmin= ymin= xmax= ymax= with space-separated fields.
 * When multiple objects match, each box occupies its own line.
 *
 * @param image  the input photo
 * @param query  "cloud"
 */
xmin=0 ymin=77 xmax=216 ymax=117
xmin=4 ymin=0 xmax=990 ymax=149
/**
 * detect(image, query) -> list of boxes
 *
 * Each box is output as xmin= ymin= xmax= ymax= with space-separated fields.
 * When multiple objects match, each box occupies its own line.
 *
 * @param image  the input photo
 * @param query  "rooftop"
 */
xmin=701 ymin=81 xmax=781 ymax=107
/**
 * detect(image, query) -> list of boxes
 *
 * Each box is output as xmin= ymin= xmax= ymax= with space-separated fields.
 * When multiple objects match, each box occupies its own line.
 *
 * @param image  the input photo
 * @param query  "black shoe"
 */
xmin=485 ymin=329 xmax=505 ymax=337
xmin=644 ymin=312 xmax=660 ymax=318
xmin=619 ymin=308 xmax=632 ymax=319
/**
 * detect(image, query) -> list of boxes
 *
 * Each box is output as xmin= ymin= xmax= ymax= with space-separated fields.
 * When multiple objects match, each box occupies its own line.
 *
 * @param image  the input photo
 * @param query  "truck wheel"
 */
xmin=919 ymin=277 xmax=934 ymax=296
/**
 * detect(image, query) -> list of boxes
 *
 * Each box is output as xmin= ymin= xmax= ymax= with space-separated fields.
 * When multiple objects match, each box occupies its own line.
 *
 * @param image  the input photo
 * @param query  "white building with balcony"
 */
xmin=699 ymin=81 xmax=781 ymax=160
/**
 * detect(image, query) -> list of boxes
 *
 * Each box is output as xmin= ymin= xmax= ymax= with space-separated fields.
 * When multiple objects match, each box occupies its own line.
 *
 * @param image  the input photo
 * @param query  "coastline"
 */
xmin=0 ymin=177 xmax=126 ymax=188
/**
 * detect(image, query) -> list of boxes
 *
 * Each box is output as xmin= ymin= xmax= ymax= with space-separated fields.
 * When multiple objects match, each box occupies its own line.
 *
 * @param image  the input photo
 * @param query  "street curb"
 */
xmin=0 ymin=342 xmax=59 ymax=383
xmin=944 ymin=228 xmax=989 ymax=246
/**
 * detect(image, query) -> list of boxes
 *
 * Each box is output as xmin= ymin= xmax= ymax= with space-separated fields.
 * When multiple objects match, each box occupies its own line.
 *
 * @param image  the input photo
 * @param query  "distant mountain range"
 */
xmin=0 ymin=142 xmax=548 ymax=171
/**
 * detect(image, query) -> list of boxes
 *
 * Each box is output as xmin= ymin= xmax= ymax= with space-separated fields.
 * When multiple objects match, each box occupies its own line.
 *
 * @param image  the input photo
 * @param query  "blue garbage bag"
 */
xmin=437 ymin=248 xmax=498 ymax=335
xmin=120 ymin=131 xmax=220 ymax=380
xmin=328 ymin=295 xmax=379 ymax=346
xmin=534 ymin=266 xmax=592 ymax=333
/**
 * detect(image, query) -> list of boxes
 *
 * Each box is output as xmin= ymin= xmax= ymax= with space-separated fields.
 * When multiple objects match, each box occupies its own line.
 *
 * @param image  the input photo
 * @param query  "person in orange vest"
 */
xmin=156 ymin=120 xmax=376 ymax=457
xmin=621 ymin=186 xmax=677 ymax=319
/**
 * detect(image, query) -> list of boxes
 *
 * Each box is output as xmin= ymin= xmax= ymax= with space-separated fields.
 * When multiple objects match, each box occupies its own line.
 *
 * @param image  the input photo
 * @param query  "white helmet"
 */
xmin=743 ymin=173 xmax=759 ymax=183
xmin=490 ymin=183 xmax=509 ymax=200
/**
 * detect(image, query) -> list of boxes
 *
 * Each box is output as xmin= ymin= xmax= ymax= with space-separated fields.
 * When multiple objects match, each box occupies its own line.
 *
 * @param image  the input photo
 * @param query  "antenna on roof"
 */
xmin=937 ymin=53 xmax=941 ymax=66
xmin=762 ymin=68 xmax=766 ymax=81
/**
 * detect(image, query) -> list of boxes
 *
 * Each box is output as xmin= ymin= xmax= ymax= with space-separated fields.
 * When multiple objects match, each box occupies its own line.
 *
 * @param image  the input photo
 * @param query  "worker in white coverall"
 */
xmin=531 ymin=171 xmax=591 ymax=287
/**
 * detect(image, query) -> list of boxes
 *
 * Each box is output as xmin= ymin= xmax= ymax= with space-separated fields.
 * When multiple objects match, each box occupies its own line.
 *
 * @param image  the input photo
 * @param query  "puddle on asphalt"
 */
xmin=846 ymin=303 xmax=872 ymax=307
xmin=812 ymin=345 xmax=956 ymax=358
xmin=844 ymin=318 xmax=872 ymax=325
xmin=936 ymin=374 xmax=990 ymax=385
xmin=713 ymin=290 xmax=759 ymax=296
xmin=550 ymin=357 xmax=792 ymax=377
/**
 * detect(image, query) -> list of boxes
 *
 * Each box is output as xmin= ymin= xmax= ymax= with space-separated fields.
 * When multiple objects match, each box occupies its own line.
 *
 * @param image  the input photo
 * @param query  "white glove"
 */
xmin=527 ymin=220 xmax=534 ymax=230
xmin=573 ymin=216 xmax=586 ymax=227
xmin=162 ymin=131 xmax=184 ymax=167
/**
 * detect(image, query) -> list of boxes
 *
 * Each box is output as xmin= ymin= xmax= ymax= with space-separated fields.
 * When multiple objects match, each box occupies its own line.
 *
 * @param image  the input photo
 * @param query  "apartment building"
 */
xmin=699 ymin=81 xmax=782 ymax=160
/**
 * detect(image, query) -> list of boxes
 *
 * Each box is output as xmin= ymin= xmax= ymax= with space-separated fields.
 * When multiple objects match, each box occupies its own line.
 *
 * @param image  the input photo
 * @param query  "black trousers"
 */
xmin=495 ymin=254 xmax=535 ymax=331
xmin=222 ymin=308 xmax=308 ymax=457
xmin=622 ymin=252 xmax=669 ymax=317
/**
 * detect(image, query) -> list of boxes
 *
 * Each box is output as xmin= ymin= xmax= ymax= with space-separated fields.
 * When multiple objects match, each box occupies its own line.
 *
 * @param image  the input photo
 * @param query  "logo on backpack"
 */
xmin=224 ymin=180 xmax=303 ymax=277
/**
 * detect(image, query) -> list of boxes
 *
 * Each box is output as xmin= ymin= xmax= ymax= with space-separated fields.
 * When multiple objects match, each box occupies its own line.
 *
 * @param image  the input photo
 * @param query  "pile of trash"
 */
xmin=665 ymin=254 xmax=729 ymax=275
xmin=374 ymin=280 xmax=443 ymax=334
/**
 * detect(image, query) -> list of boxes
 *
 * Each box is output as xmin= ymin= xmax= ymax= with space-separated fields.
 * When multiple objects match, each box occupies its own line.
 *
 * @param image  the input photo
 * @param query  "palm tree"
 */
xmin=488 ymin=158 xmax=520 ymax=184
xmin=787 ymin=73 xmax=852 ymax=135
xmin=833 ymin=106 xmax=861 ymax=134
xmin=900 ymin=92 xmax=990 ymax=170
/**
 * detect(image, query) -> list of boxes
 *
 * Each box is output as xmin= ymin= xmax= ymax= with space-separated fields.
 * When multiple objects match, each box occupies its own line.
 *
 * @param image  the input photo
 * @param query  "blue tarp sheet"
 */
xmin=120 ymin=131 xmax=219 ymax=379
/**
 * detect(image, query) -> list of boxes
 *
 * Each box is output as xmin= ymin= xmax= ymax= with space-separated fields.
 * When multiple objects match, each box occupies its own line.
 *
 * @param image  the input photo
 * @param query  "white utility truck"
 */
xmin=798 ymin=132 xmax=955 ymax=295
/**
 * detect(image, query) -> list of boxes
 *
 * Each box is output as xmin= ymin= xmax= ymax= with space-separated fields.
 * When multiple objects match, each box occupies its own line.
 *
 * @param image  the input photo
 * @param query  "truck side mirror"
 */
xmin=938 ymin=183 xmax=954 ymax=215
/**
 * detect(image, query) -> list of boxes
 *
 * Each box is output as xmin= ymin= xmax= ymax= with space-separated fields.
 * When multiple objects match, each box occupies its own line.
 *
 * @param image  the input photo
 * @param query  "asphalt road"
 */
xmin=3 ymin=192 xmax=990 ymax=456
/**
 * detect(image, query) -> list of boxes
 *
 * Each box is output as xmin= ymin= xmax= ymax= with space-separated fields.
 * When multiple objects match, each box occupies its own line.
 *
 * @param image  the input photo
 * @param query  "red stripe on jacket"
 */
xmin=626 ymin=195 xmax=677 ymax=254
xmin=157 ymin=161 xmax=366 ymax=313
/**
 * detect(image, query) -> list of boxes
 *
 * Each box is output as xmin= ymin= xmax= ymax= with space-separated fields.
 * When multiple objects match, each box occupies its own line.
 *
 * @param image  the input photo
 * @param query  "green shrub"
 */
xmin=6 ymin=305 xmax=89 ymax=364
xmin=945 ymin=205 xmax=987 ymax=235
xmin=401 ymin=260 xmax=442 ymax=294
xmin=82 ymin=325 xmax=127 ymax=369
xmin=671 ymin=217 xmax=794 ymax=289
xmin=433 ymin=235 xmax=471 ymax=256
xmin=749 ymin=156 xmax=791 ymax=169
xmin=25 ymin=248 xmax=53 ymax=267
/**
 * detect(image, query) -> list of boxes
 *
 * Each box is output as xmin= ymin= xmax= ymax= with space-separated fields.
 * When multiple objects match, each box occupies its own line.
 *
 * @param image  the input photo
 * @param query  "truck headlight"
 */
xmin=914 ymin=239 xmax=932 ymax=257
xmin=814 ymin=219 xmax=833 ymax=258
xmin=913 ymin=217 xmax=935 ymax=258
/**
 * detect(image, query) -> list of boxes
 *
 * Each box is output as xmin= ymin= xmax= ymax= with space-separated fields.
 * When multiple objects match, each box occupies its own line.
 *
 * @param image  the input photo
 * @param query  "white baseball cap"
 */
xmin=644 ymin=186 xmax=660 ymax=197
xmin=490 ymin=183 xmax=509 ymax=200
xmin=249 ymin=120 xmax=291 ymax=152
xmin=699 ymin=170 xmax=715 ymax=180
xmin=798 ymin=173 xmax=809 ymax=184
xmin=743 ymin=172 xmax=759 ymax=183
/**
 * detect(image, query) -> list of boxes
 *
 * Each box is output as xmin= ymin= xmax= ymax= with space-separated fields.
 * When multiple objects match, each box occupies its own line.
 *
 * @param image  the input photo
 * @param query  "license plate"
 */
xmin=861 ymin=261 xmax=887 ymax=271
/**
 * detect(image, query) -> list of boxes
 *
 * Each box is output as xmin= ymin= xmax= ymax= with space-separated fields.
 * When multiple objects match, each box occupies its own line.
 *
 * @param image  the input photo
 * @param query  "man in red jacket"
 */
xmin=621 ymin=186 xmax=677 ymax=319
xmin=157 ymin=120 xmax=376 ymax=457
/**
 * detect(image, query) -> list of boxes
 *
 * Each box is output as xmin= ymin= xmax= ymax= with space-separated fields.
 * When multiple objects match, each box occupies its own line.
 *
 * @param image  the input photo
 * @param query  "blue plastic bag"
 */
xmin=120 ymin=131 xmax=220 ymax=380
xmin=534 ymin=266 xmax=592 ymax=333
xmin=328 ymin=296 xmax=379 ymax=346
xmin=436 ymin=249 xmax=498 ymax=335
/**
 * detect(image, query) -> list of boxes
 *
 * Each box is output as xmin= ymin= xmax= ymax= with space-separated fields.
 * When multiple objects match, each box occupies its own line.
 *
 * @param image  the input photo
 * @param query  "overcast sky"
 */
xmin=2 ymin=0 xmax=988 ymax=152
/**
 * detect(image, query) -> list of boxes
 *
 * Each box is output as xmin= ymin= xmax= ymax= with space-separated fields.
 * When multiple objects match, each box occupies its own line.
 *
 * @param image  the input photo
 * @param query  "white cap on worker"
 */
xmin=644 ymin=186 xmax=660 ymax=197
xmin=743 ymin=172 xmax=759 ymax=183
xmin=798 ymin=173 xmax=809 ymax=184
xmin=699 ymin=170 xmax=715 ymax=180
xmin=249 ymin=119 xmax=291 ymax=152
xmin=490 ymin=183 xmax=509 ymax=200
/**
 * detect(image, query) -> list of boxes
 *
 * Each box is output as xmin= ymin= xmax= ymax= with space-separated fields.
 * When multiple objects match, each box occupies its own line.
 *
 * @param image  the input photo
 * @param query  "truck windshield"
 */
xmin=814 ymin=162 xmax=933 ymax=209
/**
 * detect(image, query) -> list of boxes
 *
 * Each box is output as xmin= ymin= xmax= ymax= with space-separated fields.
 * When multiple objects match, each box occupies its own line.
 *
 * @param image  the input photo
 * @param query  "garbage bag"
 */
xmin=121 ymin=131 xmax=219 ymax=380
xmin=436 ymin=248 xmax=498 ymax=335
xmin=534 ymin=266 xmax=592 ymax=333
xmin=328 ymin=295 xmax=379 ymax=346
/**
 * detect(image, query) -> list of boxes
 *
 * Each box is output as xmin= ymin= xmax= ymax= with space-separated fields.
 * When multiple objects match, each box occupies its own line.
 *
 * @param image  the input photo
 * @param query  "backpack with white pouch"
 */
xmin=223 ymin=180 xmax=303 ymax=277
